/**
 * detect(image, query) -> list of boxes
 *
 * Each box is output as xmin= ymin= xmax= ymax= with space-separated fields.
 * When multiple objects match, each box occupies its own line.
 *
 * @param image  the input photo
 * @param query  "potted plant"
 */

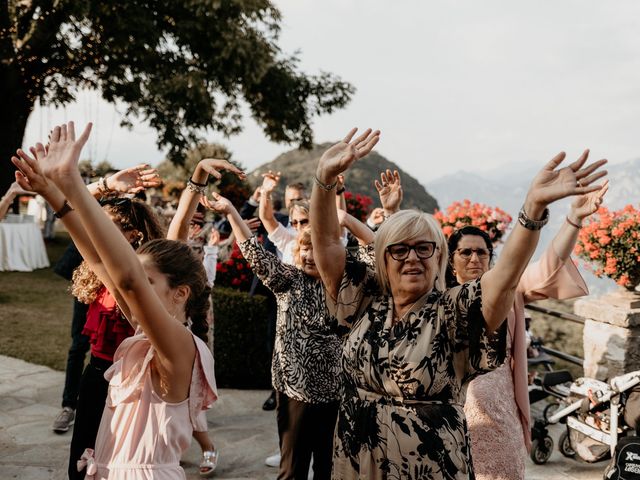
xmin=434 ymin=199 xmax=512 ymax=244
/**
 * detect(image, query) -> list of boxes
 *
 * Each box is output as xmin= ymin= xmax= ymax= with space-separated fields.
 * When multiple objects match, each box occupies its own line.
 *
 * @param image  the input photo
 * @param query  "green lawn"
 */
xmin=0 ymin=232 xmax=76 ymax=370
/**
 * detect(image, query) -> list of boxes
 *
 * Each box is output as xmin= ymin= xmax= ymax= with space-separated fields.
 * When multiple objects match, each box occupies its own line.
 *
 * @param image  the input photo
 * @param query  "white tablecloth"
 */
xmin=0 ymin=222 xmax=50 ymax=272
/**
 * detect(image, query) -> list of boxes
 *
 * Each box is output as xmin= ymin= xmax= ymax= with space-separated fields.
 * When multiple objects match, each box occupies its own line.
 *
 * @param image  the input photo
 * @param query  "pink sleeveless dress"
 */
xmin=78 ymin=332 xmax=217 ymax=479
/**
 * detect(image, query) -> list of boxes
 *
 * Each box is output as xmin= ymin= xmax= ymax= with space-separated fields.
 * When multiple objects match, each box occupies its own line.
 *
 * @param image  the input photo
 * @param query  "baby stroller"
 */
xmin=530 ymin=370 xmax=640 ymax=465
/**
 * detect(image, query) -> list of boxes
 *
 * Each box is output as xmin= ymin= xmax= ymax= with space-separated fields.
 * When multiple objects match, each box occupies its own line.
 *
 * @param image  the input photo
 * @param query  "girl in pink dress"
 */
xmin=12 ymin=121 xmax=218 ymax=479
xmin=447 ymin=180 xmax=608 ymax=480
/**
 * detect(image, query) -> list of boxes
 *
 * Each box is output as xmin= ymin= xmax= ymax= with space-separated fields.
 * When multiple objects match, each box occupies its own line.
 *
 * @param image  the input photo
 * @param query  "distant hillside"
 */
xmin=247 ymin=143 xmax=439 ymax=212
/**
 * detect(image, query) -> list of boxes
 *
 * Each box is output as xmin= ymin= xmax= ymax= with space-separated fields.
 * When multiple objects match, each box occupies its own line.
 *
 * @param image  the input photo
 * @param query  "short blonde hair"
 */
xmin=289 ymin=199 xmax=310 ymax=218
xmin=374 ymin=210 xmax=448 ymax=294
xmin=292 ymin=227 xmax=312 ymax=268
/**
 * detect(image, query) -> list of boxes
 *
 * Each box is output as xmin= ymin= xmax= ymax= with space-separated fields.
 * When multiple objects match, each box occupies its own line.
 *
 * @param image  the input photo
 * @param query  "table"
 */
xmin=0 ymin=221 xmax=50 ymax=272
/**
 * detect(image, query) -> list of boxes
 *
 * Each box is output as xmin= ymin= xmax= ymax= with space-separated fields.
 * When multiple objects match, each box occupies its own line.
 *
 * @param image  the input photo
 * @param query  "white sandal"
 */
xmin=199 ymin=449 xmax=218 ymax=477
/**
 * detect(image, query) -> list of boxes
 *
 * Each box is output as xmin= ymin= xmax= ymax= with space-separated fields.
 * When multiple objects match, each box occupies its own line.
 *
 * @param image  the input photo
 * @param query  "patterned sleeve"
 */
xmin=443 ymin=279 xmax=507 ymax=381
xmin=354 ymin=242 xmax=376 ymax=269
xmin=237 ymin=236 xmax=297 ymax=293
xmin=325 ymin=249 xmax=380 ymax=330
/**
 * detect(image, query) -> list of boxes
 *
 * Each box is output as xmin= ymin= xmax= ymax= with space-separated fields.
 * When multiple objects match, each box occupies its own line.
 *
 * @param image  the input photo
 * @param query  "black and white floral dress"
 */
xmin=238 ymin=236 xmax=342 ymax=403
xmin=328 ymin=252 xmax=506 ymax=480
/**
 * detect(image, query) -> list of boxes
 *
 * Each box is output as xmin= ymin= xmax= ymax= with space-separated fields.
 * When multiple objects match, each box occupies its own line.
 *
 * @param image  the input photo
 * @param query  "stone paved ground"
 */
xmin=0 ymin=354 xmax=606 ymax=479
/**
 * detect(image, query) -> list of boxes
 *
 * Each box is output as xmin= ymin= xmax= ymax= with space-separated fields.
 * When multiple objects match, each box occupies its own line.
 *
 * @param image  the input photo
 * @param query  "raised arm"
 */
xmin=480 ymin=150 xmax=607 ymax=332
xmin=12 ymin=144 xmax=135 ymax=320
xmin=0 ymin=182 xmax=23 ymax=219
xmin=311 ymin=128 xmax=380 ymax=299
xmin=375 ymin=169 xmax=403 ymax=216
xmin=552 ymin=180 xmax=609 ymax=260
xmin=337 ymin=209 xmax=375 ymax=246
xmin=28 ymin=122 xmax=196 ymax=374
xmin=202 ymin=192 xmax=253 ymax=244
xmin=167 ymin=158 xmax=246 ymax=241
xmin=258 ymin=171 xmax=281 ymax=234
xmin=86 ymin=164 xmax=162 ymax=198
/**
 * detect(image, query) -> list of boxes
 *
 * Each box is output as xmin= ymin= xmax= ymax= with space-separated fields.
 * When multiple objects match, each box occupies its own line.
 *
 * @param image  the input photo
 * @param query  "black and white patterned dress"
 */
xmin=238 ymin=237 xmax=342 ymax=403
xmin=328 ymin=252 xmax=506 ymax=479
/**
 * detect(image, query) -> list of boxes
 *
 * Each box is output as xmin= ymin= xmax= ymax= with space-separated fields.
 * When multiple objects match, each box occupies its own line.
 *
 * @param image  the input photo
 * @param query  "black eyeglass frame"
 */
xmin=386 ymin=241 xmax=437 ymax=261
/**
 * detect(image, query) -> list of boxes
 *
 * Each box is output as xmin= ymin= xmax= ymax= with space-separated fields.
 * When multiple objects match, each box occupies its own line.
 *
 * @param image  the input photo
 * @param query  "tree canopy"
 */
xmin=0 ymin=0 xmax=354 ymax=195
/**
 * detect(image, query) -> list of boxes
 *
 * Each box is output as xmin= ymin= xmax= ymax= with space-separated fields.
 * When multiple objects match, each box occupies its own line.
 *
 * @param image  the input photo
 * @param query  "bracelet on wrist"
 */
xmin=187 ymin=179 xmax=206 ymax=195
xmin=517 ymin=205 xmax=549 ymax=231
xmin=189 ymin=176 xmax=208 ymax=188
xmin=336 ymin=187 xmax=346 ymax=195
xmin=314 ymin=174 xmax=338 ymax=191
xmin=98 ymin=176 xmax=112 ymax=194
xmin=54 ymin=200 xmax=74 ymax=219
xmin=565 ymin=216 xmax=582 ymax=229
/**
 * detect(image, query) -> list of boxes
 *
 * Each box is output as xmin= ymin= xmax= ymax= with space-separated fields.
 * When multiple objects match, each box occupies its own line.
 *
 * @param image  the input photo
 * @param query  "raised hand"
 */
xmin=208 ymin=228 xmax=221 ymax=247
xmin=11 ymin=148 xmax=57 ymax=195
xmin=37 ymin=122 xmax=93 ymax=182
xmin=107 ymin=164 xmax=162 ymax=194
xmin=201 ymin=191 xmax=233 ymax=215
xmin=261 ymin=171 xmax=281 ymax=193
xmin=375 ymin=169 xmax=403 ymax=213
xmin=368 ymin=207 xmax=385 ymax=227
xmin=244 ymin=217 xmax=261 ymax=233
xmin=316 ymin=128 xmax=380 ymax=181
xmin=571 ymin=179 xmax=609 ymax=222
xmin=526 ymin=150 xmax=607 ymax=210
xmin=198 ymin=158 xmax=246 ymax=181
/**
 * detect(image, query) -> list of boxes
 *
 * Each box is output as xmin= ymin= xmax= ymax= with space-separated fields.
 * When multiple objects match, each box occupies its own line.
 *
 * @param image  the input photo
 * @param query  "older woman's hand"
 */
xmin=316 ymin=128 xmax=380 ymax=184
xmin=570 ymin=179 xmax=609 ymax=222
xmin=201 ymin=191 xmax=234 ymax=215
xmin=524 ymin=150 xmax=607 ymax=216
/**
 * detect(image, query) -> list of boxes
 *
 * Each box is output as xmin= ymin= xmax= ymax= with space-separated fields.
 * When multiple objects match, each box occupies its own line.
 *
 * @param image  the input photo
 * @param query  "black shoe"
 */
xmin=262 ymin=391 xmax=276 ymax=411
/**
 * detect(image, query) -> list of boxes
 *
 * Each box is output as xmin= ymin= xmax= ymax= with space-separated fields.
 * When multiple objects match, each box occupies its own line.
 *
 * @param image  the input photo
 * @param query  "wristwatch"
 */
xmin=518 ymin=206 xmax=549 ymax=230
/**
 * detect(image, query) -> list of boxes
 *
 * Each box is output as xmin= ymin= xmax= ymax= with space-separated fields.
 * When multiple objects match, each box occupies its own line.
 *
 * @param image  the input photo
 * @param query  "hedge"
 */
xmin=212 ymin=286 xmax=272 ymax=389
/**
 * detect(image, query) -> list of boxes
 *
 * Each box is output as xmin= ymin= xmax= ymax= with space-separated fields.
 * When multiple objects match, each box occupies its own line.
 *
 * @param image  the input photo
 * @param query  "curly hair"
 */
xmin=137 ymin=239 xmax=211 ymax=344
xmin=71 ymin=199 xmax=166 ymax=303
xmin=292 ymin=227 xmax=312 ymax=269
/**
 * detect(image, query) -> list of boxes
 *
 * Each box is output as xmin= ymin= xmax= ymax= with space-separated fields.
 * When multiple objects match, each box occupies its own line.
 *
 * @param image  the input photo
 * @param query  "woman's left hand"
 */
xmin=11 ymin=148 xmax=58 ymax=196
xmin=198 ymin=158 xmax=246 ymax=180
xmin=201 ymin=191 xmax=233 ymax=214
xmin=570 ymin=179 xmax=609 ymax=221
xmin=107 ymin=164 xmax=162 ymax=194
xmin=316 ymin=128 xmax=380 ymax=181
xmin=526 ymin=149 xmax=607 ymax=210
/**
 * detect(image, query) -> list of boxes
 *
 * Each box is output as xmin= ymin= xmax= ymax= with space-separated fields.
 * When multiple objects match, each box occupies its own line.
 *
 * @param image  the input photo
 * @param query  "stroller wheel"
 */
xmin=530 ymin=436 xmax=554 ymax=464
xmin=543 ymin=402 xmax=560 ymax=422
xmin=558 ymin=430 xmax=575 ymax=458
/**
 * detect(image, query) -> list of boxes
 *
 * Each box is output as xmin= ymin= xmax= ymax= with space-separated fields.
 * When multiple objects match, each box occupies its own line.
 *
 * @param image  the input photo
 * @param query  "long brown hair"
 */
xmin=137 ymin=239 xmax=211 ymax=344
xmin=71 ymin=199 xmax=166 ymax=303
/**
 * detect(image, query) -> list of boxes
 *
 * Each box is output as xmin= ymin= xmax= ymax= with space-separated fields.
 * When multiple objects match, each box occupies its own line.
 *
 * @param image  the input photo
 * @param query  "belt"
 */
xmin=355 ymin=387 xmax=462 ymax=407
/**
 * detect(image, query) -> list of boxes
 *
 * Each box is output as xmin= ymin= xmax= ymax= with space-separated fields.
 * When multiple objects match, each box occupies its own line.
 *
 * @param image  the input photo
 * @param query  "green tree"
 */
xmin=0 ymin=1 xmax=354 ymax=196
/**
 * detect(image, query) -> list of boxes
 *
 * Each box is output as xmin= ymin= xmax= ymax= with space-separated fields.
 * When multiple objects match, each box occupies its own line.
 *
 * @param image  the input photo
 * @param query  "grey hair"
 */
xmin=374 ymin=210 xmax=448 ymax=294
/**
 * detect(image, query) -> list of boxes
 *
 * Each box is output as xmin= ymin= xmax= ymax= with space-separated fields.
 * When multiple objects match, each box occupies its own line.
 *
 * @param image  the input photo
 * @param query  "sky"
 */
xmin=22 ymin=0 xmax=640 ymax=186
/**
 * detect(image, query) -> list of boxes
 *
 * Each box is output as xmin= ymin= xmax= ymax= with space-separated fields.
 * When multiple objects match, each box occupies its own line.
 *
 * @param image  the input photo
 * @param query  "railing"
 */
xmin=525 ymin=304 xmax=585 ymax=366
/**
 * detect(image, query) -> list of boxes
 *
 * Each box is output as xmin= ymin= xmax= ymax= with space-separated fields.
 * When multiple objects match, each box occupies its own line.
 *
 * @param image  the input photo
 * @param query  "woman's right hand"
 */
xmin=11 ymin=148 xmax=59 ymax=197
xmin=197 ymin=158 xmax=246 ymax=180
xmin=261 ymin=171 xmax=281 ymax=194
xmin=524 ymin=149 xmax=607 ymax=215
xmin=316 ymin=128 xmax=380 ymax=182
xmin=201 ymin=192 xmax=233 ymax=215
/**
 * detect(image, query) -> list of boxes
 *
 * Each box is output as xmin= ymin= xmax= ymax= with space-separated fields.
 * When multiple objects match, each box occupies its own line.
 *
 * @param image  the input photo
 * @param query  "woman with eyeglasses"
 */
xmin=202 ymin=189 xmax=376 ymax=480
xmin=310 ymin=128 xmax=608 ymax=480
xmin=448 ymin=182 xmax=608 ymax=480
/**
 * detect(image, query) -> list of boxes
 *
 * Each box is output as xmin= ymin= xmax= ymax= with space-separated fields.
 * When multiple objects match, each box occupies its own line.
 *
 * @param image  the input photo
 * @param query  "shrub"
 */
xmin=212 ymin=286 xmax=271 ymax=388
xmin=434 ymin=199 xmax=512 ymax=244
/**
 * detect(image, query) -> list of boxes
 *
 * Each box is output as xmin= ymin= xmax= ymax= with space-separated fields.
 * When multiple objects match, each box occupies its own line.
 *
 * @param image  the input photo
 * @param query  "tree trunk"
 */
xmin=0 ymin=62 xmax=34 ymax=199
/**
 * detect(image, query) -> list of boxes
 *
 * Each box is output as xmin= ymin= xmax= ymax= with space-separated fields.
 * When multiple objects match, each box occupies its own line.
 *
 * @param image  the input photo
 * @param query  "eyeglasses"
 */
xmin=386 ymin=242 xmax=436 ymax=261
xmin=290 ymin=219 xmax=309 ymax=228
xmin=456 ymin=248 xmax=491 ymax=260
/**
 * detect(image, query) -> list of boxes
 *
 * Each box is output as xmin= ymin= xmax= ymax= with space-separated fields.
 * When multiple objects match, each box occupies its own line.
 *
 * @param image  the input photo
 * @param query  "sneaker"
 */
xmin=199 ymin=450 xmax=218 ymax=477
xmin=53 ymin=407 xmax=75 ymax=434
xmin=265 ymin=452 xmax=281 ymax=467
